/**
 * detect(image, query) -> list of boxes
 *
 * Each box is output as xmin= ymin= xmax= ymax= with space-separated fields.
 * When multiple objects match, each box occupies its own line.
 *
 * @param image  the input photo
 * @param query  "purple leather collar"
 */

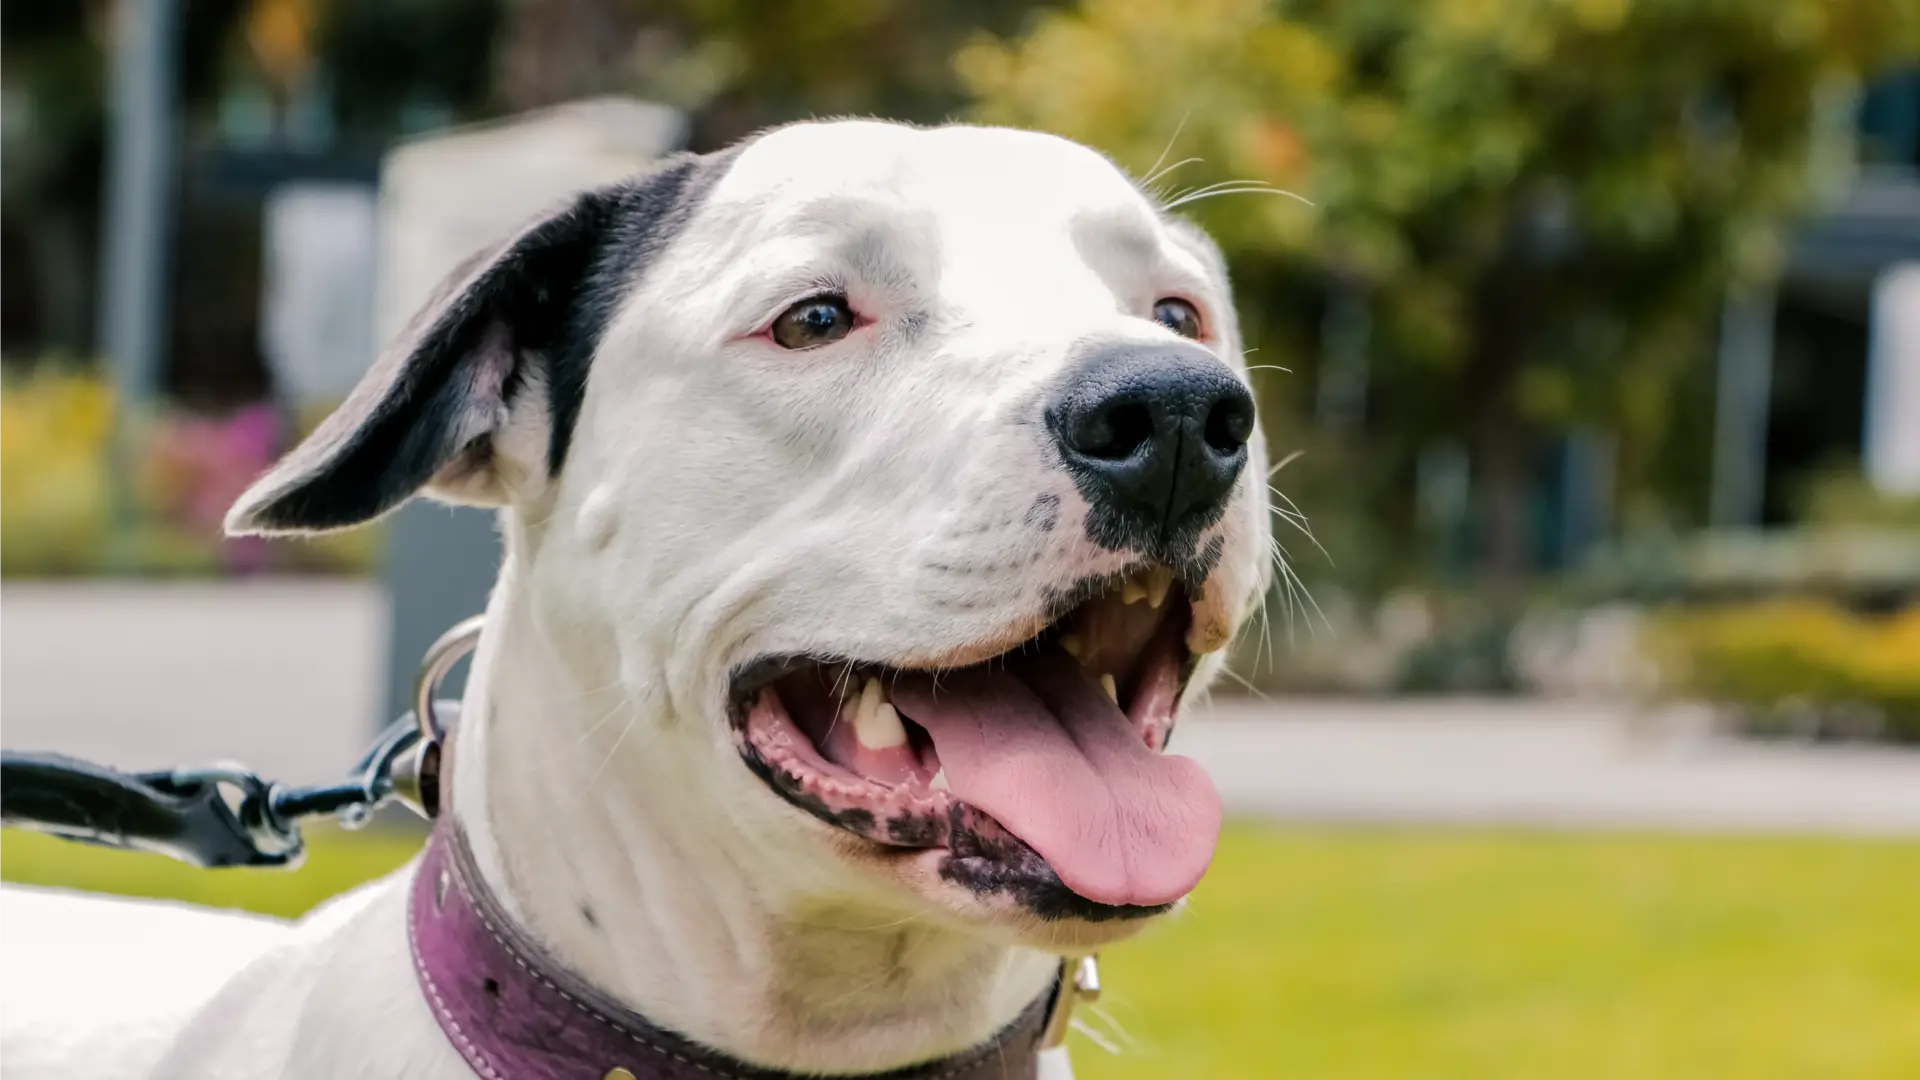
xmin=408 ymin=820 xmax=1056 ymax=1080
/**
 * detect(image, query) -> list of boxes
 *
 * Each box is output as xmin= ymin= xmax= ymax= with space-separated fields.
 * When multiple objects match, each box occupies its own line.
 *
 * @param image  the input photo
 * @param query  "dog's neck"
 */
xmin=443 ymin=533 xmax=1059 ymax=1075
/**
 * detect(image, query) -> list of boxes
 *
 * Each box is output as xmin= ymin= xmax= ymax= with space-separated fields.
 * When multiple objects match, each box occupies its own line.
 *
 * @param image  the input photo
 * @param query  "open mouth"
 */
xmin=729 ymin=565 xmax=1222 ymax=919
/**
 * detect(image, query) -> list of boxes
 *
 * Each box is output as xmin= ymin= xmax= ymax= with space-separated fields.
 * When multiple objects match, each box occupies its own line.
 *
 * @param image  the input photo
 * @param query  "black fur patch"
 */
xmin=240 ymin=146 xmax=742 ymax=532
xmin=545 ymin=145 xmax=741 ymax=473
xmin=886 ymin=813 xmax=944 ymax=846
xmin=940 ymin=804 xmax=1170 ymax=923
xmin=1023 ymin=493 xmax=1061 ymax=532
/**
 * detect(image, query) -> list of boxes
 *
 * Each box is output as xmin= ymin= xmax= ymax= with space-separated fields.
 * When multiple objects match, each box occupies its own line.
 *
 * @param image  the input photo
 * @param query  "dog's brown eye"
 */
xmin=1152 ymin=298 xmax=1203 ymax=339
xmin=772 ymin=295 xmax=855 ymax=350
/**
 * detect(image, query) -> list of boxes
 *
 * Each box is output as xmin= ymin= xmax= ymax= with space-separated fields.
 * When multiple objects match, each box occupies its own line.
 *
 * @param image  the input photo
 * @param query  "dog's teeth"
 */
xmin=1060 ymin=634 xmax=1085 ymax=661
xmin=1120 ymin=577 xmax=1148 ymax=605
xmin=854 ymin=678 xmax=907 ymax=748
xmin=854 ymin=676 xmax=880 ymax=722
xmin=863 ymin=702 xmax=908 ymax=749
xmin=1099 ymin=673 xmax=1118 ymax=702
xmin=929 ymin=768 xmax=950 ymax=792
xmin=1143 ymin=567 xmax=1174 ymax=609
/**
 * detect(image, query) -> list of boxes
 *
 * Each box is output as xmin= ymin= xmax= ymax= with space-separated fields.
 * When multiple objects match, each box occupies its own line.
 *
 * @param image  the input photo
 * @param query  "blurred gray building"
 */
xmin=1714 ymin=71 xmax=1920 ymax=526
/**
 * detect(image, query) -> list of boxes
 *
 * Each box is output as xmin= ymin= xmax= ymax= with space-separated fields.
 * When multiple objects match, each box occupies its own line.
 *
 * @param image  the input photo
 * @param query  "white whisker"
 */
xmin=1085 ymin=1002 xmax=1144 ymax=1053
xmin=1164 ymin=185 xmax=1313 ymax=211
xmin=1266 ymin=484 xmax=1334 ymax=566
xmin=587 ymin=714 xmax=636 ymax=787
xmin=1141 ymin=113 xmax=1192 ymax=185
xmin=1274 ymin=543 xmax=1332 ymax=636
xmin=1267 ymin=449 xmax=1305 ymax=478
xmin=1069 ymin=1018 xmax=1123 ymax=1056
xmin=1143 ymin=156 xmax=1203 ymax=191
xmin=1219 ymin=664 xmax=1270 ymax=700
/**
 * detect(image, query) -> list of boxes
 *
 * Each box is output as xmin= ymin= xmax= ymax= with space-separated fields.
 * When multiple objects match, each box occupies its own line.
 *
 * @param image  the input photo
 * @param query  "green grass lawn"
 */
xmin=5 ymin=823 xmax=1917 ymax=1079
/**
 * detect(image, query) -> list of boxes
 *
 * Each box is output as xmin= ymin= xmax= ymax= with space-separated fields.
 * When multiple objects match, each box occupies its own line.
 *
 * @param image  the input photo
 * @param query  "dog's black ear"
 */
xmin=226 ymin=152 xmax=723 ymax=535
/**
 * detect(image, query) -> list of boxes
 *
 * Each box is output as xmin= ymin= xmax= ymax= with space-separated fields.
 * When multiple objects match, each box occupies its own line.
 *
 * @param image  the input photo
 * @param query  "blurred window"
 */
xmin=1858 ymin=68 xmax=1919 ymax=173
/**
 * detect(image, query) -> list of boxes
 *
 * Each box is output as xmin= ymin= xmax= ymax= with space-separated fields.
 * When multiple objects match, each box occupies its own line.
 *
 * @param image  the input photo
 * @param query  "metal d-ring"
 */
xmin=413 ymin=615 xmax=486 ymax=743
xmin=1040 ymin=954 xmax=1101 ymax=1049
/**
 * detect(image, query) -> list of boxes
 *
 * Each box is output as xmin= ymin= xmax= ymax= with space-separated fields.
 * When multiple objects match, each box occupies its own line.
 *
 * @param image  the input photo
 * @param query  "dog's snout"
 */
xmin=1048 ymin=344 xmax=1254 ymax=547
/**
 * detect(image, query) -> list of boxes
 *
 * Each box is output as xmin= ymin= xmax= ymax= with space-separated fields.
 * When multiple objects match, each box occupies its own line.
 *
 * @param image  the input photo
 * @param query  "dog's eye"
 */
xmin=771 ymin=295 xmax=855 ymax=350
xmin=1152 ymin=297 xmax=1204 ymax=339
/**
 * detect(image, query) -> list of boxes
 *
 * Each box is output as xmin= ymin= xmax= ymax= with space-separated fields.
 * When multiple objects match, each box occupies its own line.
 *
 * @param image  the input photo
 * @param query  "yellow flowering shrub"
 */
xmin=1649 ymin=600 xmax=1920 ymax=740
xmin=0 ymin=367 xmax=115 ymax=575
xmin=0 ymin=366 xmax=377 ymax=577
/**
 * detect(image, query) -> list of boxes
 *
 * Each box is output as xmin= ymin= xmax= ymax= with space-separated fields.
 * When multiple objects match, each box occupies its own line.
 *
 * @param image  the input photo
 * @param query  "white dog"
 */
xmin=1 ymin=120 xmax=1271 ymax=1079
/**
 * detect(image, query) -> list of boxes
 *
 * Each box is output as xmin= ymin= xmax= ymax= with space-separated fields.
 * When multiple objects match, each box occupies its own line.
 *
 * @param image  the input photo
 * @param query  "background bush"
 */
xmin=0 ymin=366 xmax=378 ymax=578
xmin=1649 ymin=600 xmax=1920 ymax=742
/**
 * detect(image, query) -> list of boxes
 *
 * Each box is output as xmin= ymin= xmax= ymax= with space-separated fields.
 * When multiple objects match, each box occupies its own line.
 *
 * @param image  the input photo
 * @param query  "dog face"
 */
xmin=231 ymin=121 xmax=1271 ymax=952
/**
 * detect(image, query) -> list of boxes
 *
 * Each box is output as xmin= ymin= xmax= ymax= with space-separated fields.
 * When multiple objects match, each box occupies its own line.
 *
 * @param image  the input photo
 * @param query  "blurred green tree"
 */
xmin=0 ymin=0 xmax=250 ymax=358
xmin=492 ymin=0 xmax=1056 ymax=146
xmin=961 ymin=0 xmax=1920 ymax=580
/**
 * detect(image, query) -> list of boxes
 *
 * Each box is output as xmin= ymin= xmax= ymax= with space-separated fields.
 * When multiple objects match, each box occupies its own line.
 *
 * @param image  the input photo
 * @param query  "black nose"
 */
xmin=1047 ymin=344 xmax=1255 ymax=549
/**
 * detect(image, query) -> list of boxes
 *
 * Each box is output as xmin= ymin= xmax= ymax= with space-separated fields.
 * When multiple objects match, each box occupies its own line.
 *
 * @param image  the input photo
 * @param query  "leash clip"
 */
xmin=413 ymin=616 xmax=485 ymax=746
xmin=0 ymin=615 xmax=486 ymax=868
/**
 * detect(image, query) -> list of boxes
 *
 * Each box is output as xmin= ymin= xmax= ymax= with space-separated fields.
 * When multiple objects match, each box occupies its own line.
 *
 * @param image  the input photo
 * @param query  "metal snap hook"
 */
xmin=413 ymin=615 xmax=486 ymax=744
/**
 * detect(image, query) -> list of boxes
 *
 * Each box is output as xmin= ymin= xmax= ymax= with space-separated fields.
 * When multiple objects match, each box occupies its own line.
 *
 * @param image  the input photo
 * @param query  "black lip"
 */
xmin=737 ymin=735 xmax=1172 ymax=923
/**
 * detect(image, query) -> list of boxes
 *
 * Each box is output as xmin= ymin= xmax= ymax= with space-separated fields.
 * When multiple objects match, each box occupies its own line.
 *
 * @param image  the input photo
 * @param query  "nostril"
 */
xmin=1073 ymin=400 xmax=1156 ymax=460
xmin=1204 ymin=395 xmax=1255 ymax=455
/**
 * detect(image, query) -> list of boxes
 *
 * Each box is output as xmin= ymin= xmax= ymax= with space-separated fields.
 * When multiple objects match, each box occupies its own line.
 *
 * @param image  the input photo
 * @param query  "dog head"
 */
xmin=230 ymin=120 xmax=1271 ymax=953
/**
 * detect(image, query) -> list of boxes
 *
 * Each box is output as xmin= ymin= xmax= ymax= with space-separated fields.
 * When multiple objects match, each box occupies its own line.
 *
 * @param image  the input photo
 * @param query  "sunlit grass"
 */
xmin=1084 ymin=828 xmax=1920 ymax=1080
xmin=5 ymin=823 xmax=1917 ymax=1078
xmin=0 ymin=822 xmax=421 ymax=919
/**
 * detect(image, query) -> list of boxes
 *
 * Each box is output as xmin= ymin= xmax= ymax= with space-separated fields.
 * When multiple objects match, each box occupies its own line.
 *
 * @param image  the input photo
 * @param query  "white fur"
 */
xmin=0 ymin=121 xmax=1269 ymax=1078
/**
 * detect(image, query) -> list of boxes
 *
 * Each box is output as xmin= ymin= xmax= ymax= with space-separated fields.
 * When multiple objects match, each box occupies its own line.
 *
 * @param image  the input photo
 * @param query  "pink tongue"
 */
xmin=891 ymin=657 xmax=1220 ymax=908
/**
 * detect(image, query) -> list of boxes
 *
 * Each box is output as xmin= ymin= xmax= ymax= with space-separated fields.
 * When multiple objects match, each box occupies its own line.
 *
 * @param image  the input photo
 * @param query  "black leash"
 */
xmin=0 ymin=710 xmax=443 ymax=868
xmin=0 ymin=618 xmax=479 ymax=869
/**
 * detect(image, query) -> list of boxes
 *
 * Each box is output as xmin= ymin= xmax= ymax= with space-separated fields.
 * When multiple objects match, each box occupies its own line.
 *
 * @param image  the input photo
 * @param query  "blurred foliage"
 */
xmin=1581 ymin=527 xmax=1920 ymax=603
xmin=963 ymin=0 xmax=1920 ymax=578
xmin=0 ymin=363 xmax=114 ymax=574
xmin=1232 ymin=585 xmax=1533 ymax=695
xmin=1649 ymin=600 xmax=1920 ymax=741
xmin=1793 ymin=466 xmax=1920 ymax=530
xmin=0 ymin=366 xmax=378 ymax=578
xmin=488 ymin=0 xmax=1057 ymax=146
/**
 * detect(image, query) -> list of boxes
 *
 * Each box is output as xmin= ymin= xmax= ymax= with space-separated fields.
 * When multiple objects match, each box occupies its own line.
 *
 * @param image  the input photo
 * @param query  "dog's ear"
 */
xmin=226 ymin=153 xmax=721 ymax=535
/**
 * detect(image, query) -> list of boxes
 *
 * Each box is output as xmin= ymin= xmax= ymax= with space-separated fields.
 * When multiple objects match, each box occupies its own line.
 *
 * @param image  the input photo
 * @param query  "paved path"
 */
xmin=5 ymin=582 xmax=1917 ymax=834
xmin=2 ymin=581 xmax=384 ymax=784
xmin=1178 ymin=699 xmax=1920 ymax=835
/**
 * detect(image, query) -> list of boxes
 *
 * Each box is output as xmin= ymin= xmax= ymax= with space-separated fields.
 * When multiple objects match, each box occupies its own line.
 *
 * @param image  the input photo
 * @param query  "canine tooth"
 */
xmin=859 ymin=701 xmax=908 ymax=749
xmin=1099 ymin=673 xmax=1118 ymax=702
xmin=1120 ymin=577 xmax=1148 ymax=605
xmin=1143 ymin=567 xmax=1174 ymax=609
xmin=929 ymin=768 xmax=951 ymax=791
xmin=853 ymin=677 xmax=907 ymax=748
xmin=1060 ymin=634 xmax=1085 ymax=660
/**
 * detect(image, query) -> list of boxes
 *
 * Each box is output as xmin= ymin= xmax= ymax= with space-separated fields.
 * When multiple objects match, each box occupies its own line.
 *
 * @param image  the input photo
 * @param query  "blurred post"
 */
xmin=1865 ymin=263 xmax=1920 ymax=497
xmin=1709 ymin=285 xmax=1778 ymax=528
xmin=96 ymin=0 xmax=179 ymax=550
xmin=1315 ymin=281 xmax=1371 ymax=431
xmin=374 ymin=98 xmax=685 ymax=727
xmin=1555 ymin=431 xmax=1615 ymax=568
